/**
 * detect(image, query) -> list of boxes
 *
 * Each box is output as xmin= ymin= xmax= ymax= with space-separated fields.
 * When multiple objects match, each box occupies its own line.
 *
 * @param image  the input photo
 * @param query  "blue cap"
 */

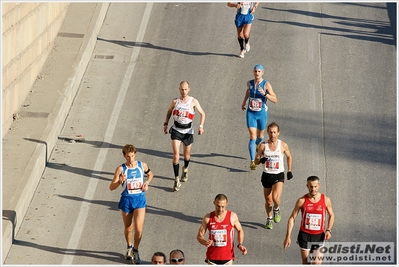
xmin=254 ymin=64 xmax=264 ymax=71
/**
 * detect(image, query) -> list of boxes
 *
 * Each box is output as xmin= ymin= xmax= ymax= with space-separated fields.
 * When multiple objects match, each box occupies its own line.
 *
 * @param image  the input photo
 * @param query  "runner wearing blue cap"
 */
xmin=241 ymin=64 xmax=277 ymax=170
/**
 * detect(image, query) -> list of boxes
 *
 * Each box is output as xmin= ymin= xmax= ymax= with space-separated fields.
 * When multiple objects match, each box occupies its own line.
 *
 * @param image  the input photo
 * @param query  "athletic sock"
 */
xmin=184 ymin=159 xmax=190 ymax=169
xmin=256 ymin=137 xmax=264 ymax=146
xmin=248 ymin=139 xmax=256 ymax=160
xmin=173 ymin=163 xmax=179 ymax=177
xmin=238 ymin=37 xmax=244 ymax=50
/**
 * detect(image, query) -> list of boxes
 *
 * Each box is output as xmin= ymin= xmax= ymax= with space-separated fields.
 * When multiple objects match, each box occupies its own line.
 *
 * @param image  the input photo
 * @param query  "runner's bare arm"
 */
xmin=265 ymin=82 xmax=277 ymax=103
xmin=284 ymin=198 xmax=304 ymax=249
xmin=283 ymin=142 xmax=292 ymax=172
xmin=232 ymin=212 xmax=248 ymax=255
xmin=141 ymin=162 xmax=153 ymax=192
xmin=110 ymin=165 xmax=123 ymax=191
xmin=241 ymin=81 xmax=250 ymax=110
xmin=324 ymin=196 xmax=335 ymax=240
xmin=197 ymin=214 xmax=213 ymax=247
xmin=163 ymin=99 xmax=176 ymax=134
xmin=193 ymin=98 xmax=205 ymax=135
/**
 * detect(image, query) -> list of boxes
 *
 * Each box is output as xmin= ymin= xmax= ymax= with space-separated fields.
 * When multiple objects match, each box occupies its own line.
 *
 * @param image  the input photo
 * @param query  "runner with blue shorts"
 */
xmin=227 ymin=2 xmax=259 ymax=58
xmin=241 ymin=64 xmax=277 ymax=170
xmin=110 ymin=144 xmax=154 ymax=264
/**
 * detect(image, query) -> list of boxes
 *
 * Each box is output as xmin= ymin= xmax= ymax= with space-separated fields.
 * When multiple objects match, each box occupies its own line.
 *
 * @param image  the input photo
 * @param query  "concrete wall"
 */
xmin=2 ymin=2 xmax=70 ymax=137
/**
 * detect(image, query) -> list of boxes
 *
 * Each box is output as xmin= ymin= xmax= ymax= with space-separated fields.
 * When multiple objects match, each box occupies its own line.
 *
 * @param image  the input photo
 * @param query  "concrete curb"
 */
xmin=2 ymin=3 xmax=110 ymax=262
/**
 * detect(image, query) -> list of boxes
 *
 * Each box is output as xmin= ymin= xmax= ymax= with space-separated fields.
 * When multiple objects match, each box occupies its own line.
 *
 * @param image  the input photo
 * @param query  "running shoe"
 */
xmin=250 ymin=160 xmax=256 ymax=170
xmin=245 ymin=43 xmax=250 ymax=52
xmin=239 ymin=50 xmax=245 ymax=58
xmin=132 ymin=249 xmax=141 ymax=264
xmin=265 ymin=218 xmax=273 ymax=229
xmin=273 ymin=208 xmax=281 ymax=223
xmin=172 ymin=180 xmax=181 ymax=192
xmin=181 ymin=167 xmax=188 ymax=182
xmin=124 ymin=247 xmax=133 ymax=260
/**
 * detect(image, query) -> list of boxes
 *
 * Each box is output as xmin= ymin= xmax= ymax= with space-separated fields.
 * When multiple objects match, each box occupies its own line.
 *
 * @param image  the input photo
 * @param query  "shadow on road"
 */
xmin=97 ymin=37 xmax=237 ymax=57
xmin=260 ymin=3 xmax=396 ymax=46
xmin=9 ymin=239 xmax=130 ymax=264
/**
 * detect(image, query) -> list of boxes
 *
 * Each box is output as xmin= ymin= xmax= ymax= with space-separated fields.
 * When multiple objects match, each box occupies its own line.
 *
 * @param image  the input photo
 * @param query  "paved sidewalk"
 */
xmin=2 ymin=3 xmax=110 ymax=261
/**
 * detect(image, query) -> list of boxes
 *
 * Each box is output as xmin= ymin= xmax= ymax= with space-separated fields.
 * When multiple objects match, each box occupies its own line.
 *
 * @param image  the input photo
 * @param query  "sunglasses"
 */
xmin=171 ymin=258 xmax=184 ymax=263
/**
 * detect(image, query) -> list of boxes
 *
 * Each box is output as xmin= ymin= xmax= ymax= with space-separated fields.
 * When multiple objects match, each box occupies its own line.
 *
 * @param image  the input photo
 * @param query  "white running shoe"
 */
xmin=124 ymin=247 xmax=133 ymax=260
xmin=246 ymin=43 xmax=250 ymax=52
xmin=181 ymin=167 xmax=188 ymax=182
xmin=172 ymin=180 xmax=181 ymax=192
xmin=239 ymin=50 xmax=245 ymax=58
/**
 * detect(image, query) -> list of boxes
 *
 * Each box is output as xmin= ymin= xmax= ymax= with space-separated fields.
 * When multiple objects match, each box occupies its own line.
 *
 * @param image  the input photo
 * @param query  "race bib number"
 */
xmin=210 ymin=229 xmax=227 ymax=247
xmin=127 ymin=178 xmax=142 ymax=194
xmin=240 ymin=2 xmax=251 ymax=14
xmin=265 ymin=158 xmax=279 ymax=170
xmin=176 ymin=110 xmax=188 ymax=118
xmin=305 ymin=213 xmax=322 ymax=231
xmin=249 ymin=98 xmax=262 ymax=111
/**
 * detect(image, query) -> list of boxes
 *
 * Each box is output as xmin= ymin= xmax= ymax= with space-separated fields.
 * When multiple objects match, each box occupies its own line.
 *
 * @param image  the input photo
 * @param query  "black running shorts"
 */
xmin=169 ymin=127 xmax=194 ymax=146
xmin=261 ymin=172 xmax=284 ymax=188
xmin=297 ymin=230 xmax=325 ymax=250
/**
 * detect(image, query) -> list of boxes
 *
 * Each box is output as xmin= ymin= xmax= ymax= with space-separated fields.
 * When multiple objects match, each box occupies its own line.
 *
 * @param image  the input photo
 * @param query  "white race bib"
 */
xmin=210 ymin=229 xmax=227 ymax=247
xmin=305 ymin=213 xmax=322 ymax=231
xmin=127 ymin=177 xmax=142 ymax=194
xmin=249 ymin=97 xmax=262 ymax=111
xmin=265 ymin=158 xmax=280 ymax=170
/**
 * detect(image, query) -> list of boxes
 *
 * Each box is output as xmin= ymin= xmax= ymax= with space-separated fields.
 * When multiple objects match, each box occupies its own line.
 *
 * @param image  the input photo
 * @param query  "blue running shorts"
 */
xmin=118 ymin=193 xmax=146 ymax=213
xmin=235 ymin=13 xmax=254 ymax=28
xmin=246 ymin=109 xmax=267 ymax=130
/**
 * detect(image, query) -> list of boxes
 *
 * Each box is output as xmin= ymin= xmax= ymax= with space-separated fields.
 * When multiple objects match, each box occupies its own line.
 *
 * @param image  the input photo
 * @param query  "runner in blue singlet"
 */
xmin=241 ymin=64 xmax=277 ymax=170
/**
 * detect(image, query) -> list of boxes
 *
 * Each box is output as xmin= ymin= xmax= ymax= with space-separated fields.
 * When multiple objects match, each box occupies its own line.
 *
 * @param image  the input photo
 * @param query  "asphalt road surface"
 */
xmin=5 ymin=2 xmax=396 ymax=265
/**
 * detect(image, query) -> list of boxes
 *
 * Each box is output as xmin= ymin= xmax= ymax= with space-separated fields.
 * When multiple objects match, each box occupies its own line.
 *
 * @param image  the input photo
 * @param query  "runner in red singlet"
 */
xmin=283 ymin=176 xmax=335 ymax=265
xmin=197 ymin=194 xmax=248 ymax=265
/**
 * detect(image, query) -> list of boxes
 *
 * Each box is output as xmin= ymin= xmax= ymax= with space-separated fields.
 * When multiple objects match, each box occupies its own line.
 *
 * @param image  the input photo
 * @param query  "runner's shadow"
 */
xmin=146 ymin=205 xmax=202 ymax=224
xmin=10 ymin=239 xmax=128 ymax=264
xmin=97 ymin=38 xmax=237 ymax=57
xmin=240 ymin=221 xmax=266 ymax=229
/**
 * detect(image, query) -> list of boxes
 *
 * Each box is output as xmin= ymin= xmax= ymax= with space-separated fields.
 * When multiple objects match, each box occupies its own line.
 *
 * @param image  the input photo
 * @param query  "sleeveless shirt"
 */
xmin=237 ymin=2 xmax=254 ymax=15
xmin=248 ymin=79 xmax=268 ymax=112
xmin=206 ymin=210 xmax=235 ymax=261
xmin=120 ymin=161 xmax=145 ymax=196
xmin=300 ymin=194 xmax=327 ymax=235
xmin=171 ymin=96 xmax=195 ymax=134
xmin=263 ymin=139 xmax=285 ymax=174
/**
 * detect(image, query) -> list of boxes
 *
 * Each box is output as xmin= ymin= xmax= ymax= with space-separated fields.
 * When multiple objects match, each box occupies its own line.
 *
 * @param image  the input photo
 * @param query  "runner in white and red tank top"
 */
xmin=284 ymin=176 xmax=335 ymax=265
xmin=163 ymin=81 xmax=206 ymax=192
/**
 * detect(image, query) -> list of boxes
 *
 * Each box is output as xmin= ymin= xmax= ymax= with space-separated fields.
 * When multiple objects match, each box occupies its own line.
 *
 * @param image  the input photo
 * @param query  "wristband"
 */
xmin=326 ymin=229 xmax=332 ymax=233
xmin=199 ymin=125 xmax=203 ymax=128
xmin=164 ymin=122 xmax=168 ymax=126
xmin=237 ymin=244 xmax=242 ymax=248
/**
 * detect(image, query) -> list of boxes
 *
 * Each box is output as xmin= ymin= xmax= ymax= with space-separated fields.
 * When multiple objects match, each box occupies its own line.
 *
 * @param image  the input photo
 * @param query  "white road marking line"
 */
xmin=61 ymin=3 xmax=153 ymax=264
